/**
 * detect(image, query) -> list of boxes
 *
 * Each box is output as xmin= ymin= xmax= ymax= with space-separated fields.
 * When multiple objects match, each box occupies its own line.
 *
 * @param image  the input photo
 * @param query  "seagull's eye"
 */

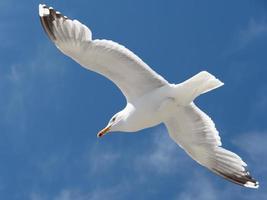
xmin=112 ymin=117 xmax=116 ymax=122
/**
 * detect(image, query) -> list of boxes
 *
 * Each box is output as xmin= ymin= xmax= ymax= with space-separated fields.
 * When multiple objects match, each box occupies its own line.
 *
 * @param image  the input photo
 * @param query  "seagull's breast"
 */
xmin=122 ymin=84 xmax=175 ymax=132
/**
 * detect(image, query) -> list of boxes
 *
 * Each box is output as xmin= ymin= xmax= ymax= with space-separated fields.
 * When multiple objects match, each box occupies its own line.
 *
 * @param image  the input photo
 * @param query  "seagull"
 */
xmin=39 ymin=4 xmax=259 ymax=188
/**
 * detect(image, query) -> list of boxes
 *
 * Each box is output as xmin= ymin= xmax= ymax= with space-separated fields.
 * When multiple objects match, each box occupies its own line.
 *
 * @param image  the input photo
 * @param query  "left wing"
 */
xmin=39 ymin=4 xmax=168 ymax=102
xmin=164 ymin=103 xmax=259 ymax=188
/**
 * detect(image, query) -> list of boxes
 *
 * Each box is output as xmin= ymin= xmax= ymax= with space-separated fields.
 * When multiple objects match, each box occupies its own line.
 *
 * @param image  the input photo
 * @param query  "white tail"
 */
xmin=175 ymin=71 xmax=224 ymax=105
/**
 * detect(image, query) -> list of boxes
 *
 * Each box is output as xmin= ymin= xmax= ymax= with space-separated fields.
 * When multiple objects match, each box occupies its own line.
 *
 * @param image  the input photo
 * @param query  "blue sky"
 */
xmin=1 ymin=0 xmax=267 ymax=199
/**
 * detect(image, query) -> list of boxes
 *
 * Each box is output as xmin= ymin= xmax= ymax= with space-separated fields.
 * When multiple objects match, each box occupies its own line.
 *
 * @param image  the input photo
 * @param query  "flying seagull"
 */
xmin=39 ymin=4 xmax=259 ymax=188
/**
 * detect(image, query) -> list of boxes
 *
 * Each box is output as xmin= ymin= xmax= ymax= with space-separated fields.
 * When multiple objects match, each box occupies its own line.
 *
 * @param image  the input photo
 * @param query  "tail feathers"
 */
xmin=176 ymin=71 xmax=224 ymax=105
xmin=185 ymin=71 xmax=224 ymax=95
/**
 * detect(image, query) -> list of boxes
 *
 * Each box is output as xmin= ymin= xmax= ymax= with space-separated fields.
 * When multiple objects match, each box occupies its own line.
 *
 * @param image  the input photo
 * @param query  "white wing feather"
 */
xmin=39 ymin=4 xmax=168 ymax=102
xmin=164 ymin=103 xmax=259 ymax=188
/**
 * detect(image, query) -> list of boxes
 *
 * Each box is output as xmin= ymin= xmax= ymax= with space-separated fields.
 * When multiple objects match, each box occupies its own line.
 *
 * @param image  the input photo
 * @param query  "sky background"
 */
xmin=1 ymin=0 xmax=267 ymax=199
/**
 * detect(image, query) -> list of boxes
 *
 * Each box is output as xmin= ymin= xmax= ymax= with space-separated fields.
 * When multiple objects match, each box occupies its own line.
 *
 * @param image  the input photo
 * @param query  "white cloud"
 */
xmin=250 ymin=87 xmax=267 ymax=116
xmin=30 ymin=190 xmax=88 ymax=200
xmin=174 ymin=171 xmax=267 ymax=200
xmin=223 ymin=17 xmax=267 ymax=56
xmin=239 ymin=18 xmax=267 ymax=47
xmin=86 ymin=144 xmax=121 ymax=174
xmin=134 ymin=127 xmax=191 ymax=175
xmin=29 ymin=128 xmax=267 ymax=200
xmin=174 ymin=131 xmax=267 ymax=200
xmin=30 ymin=193 xmax=45 ymax=200
xmin=54 ymin=189 xmax=88 ymax=200
xmin=232 ymin=131 xmax=267 ymax=175
xmin=175 ymin=172 xmax=217 ymax=200
xmin=1 ymin=43 xmax=66 ymax=129
xmin=88 ymin=182 xmax=130 ymax=200
xmin=30 ymin=182 xmax=131 ymax=200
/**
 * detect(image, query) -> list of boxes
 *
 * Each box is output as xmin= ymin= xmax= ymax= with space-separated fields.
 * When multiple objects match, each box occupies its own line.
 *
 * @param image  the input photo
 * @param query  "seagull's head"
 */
xmin=97 ymin=104 xmax=134 ymax=138
xmin=97 ymin=111 xmax=125 ymax=138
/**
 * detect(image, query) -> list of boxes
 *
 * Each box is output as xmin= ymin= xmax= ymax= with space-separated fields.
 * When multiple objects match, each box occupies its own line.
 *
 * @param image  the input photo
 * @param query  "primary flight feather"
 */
xmin=39 ymin=4 xmax=259 ymax=188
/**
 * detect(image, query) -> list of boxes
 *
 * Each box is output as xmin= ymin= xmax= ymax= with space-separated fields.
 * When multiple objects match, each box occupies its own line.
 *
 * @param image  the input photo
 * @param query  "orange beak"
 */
xmin=97 ymin=125 xmax=111 ymax=138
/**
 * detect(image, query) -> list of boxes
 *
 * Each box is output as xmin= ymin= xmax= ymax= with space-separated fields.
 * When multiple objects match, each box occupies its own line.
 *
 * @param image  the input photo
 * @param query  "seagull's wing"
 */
xmin=164 ymin=103 xmax=259 ymax=188
xmin=39 ymin=4 xmax=168 ymax=102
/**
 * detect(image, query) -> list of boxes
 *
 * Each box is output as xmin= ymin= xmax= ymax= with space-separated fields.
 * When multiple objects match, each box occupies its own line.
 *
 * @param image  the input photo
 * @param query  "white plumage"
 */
xmin=39 ymin=4 xmax=259 ymax=188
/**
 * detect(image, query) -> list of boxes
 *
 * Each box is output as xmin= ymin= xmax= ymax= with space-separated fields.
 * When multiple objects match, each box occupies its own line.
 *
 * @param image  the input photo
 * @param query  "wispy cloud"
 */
xmin=30 ymin=193 xmax=45 ymax=200
xmin=86 ymin=143 xmax=121 ymax=174
xmin=175 ymin=173 xmax=217 ymax=200
xmin=53 ymin=189 xmax=88 ymax=200
xmin=174 ymin=131 xmax=267 ymax=200
xmin=232 ymin=131 xmax=267 ymax=175
xmin=1 ymin=43 xmax=66 ymax=129
xmin=239 ymin=18 xmax=267 ymax=48
xmin=30 ymin=182 xmax=131 ymax=200
xmin=223 ymin=17 xmax=267 ymax=57
xmin=134 ymin=127 xmax=191 ymax=175
xmin=250 ymin=87 xmax=267 ymax=116
xmin=28 ymin=127 xmax=192 ymax=200
xmin=175 ymin=170 xmax=266 ymax=200
xmin=28 ymin=127 xmax=267 ymax=200
xmin=30 ymin=189 xmax=89 ymax=200
xmin=87 ymin=182 xmax=131 ymax=200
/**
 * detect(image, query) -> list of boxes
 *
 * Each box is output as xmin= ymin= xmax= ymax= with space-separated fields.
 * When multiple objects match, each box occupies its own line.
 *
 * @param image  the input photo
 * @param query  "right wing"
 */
xmin=39 ymin=4 xmax=168 ymax=102
xmin=164 ymin=103 xmax=259 ymax=188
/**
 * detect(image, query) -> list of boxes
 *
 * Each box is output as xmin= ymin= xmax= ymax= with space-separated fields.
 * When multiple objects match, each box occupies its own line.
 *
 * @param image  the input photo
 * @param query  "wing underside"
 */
xmin=39 ymin=4 xmax=168 ymax=101
xmin=164 ymin=103 xmax=259 ymax=188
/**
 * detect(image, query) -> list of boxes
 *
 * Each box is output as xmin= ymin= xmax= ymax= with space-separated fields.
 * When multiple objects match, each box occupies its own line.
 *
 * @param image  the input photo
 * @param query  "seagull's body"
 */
xmin=39 ymin=4 xmax=259 ymax=188
xmin=117 ymin=88 xmax=175 ymax=133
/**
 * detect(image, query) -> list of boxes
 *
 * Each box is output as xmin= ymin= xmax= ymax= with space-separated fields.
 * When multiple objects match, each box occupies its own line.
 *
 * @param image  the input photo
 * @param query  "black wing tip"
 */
xmin=38 ymin=4 xmax=69 ymax=41
xmin=38 ymin=4 xmax=49 ymax=17
xmin=39 ymin=4 xmax=68 ymax=19
xmin=212 ymin=168 xmax=259 ymax=189
xmin=39 ymin=4 xmax=56 ymax=41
